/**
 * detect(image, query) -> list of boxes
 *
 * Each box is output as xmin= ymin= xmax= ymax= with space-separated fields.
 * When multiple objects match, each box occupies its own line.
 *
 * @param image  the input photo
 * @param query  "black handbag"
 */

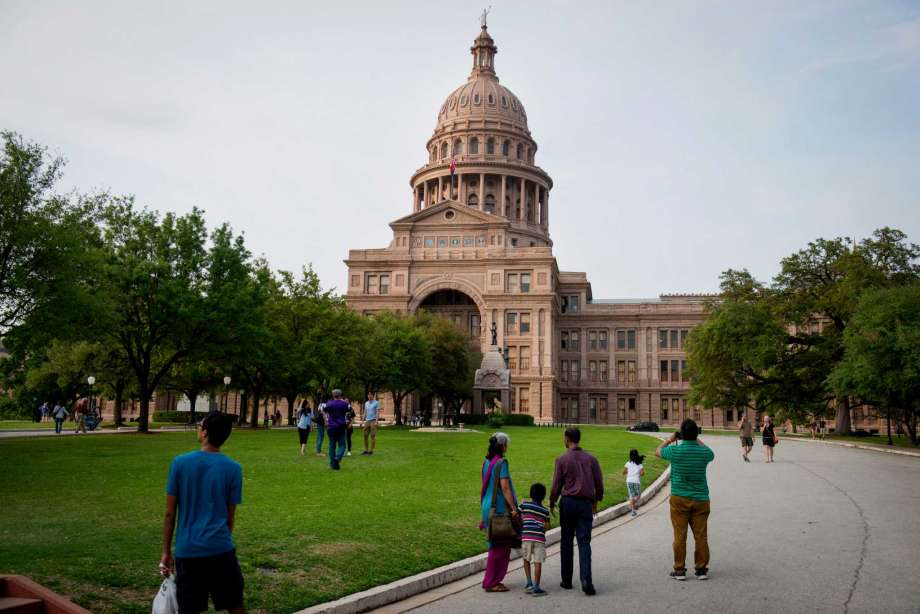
xmin=487 ymin=460 xmax=522 ymax=547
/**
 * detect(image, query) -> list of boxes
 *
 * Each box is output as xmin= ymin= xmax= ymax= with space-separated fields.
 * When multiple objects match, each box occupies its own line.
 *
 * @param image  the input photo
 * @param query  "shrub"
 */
xmin=458 ymin=412 xmax=534 ymax=427
xmin=152 ymin=411 xmax=193 ymax=423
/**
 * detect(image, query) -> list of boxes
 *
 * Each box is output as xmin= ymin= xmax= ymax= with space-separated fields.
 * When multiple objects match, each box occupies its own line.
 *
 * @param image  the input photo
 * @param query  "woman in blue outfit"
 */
xmin=479 ymin=432 xmax=519 ymax=592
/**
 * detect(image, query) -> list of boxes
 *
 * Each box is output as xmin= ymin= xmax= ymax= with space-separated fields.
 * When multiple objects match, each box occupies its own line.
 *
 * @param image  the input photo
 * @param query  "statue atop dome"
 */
xmin=480 ymin=6 xmax=491 ymax=28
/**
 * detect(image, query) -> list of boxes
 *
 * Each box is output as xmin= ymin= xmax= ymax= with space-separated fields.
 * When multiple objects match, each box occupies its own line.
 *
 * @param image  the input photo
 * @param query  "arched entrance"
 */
xmin=418 ymin=289 xmax=482 ymax=341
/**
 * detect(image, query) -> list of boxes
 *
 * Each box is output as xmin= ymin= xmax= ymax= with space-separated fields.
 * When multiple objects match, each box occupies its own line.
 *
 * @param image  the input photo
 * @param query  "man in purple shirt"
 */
xmin=550 ymin=427 xmax=603 ymax=596
xmin=324 ymin=389 xmax=350 ymax=470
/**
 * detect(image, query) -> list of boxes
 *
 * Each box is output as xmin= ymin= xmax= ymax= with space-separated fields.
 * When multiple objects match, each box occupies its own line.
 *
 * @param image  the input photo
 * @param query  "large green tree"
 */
xmin=375 ymin=312 xmax=432 ymax=425
xmin=828 ymin=283 xmax=920 ymax=445
xmin=419 ymin=312 xmax=480 ymax=424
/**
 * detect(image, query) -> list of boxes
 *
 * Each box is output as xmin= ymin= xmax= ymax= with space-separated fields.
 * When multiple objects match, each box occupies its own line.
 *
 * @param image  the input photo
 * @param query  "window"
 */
xmin=502 ymin=140 xmax=510 ymax=156
xmin=488 ymin=93 xmax=494 ymax=104
xmin=681 ymin=329 xmax=689 ymax=348
xmin=507 ymin=347 xmax=517 ymax=370
xmin=463 ymin=236 xmax=474 ymax=247
xmin=506 ymin=272 xmax=531 ymax=293
xmin=469 ymin=137 xmax=479 ymax=154
xmin=570 ymin=330 xmax=580 ymax=352
xmin=519 ymin=346 xmax=531 ymax=371
xmin=628 ymin=397 xmax=637 ymax=419
xmin=440 ymin=142 xmax=448 ymax=159
xmin=570 ymin=360 xmax=580 ymax=382
xmin=562 ymin=294 xmax=580 ymax=313
xmin=600 ymin=360 xmax=608 ymax=381
xmin=516 ymin=143 xmax=524 ymax=159
xmin=520 ymin=273 xmax=531 ymax=293
xmin=589 ymin=397 xmax=597 ymax=419
xmin=660 ymin=360 xmax=668 ymax=382
xmin=518 ymin=386 xmax=529 ymax=412
xmin=661 ymin=398 xmax=669 ymax=421
xmin=453 ymin=139 xmax=463 ymax=155
xmin=379 ymin=274 xmax=389 ymax=295
xmin=671 ymin=330 xmax=679 ymax=349
xmin=660 ymin=360 xmax=684 ymax=383
xmin=671 ymin=360 xmax=679 ymax=382
xmin=725 ymin=409 xmax=734 ymax=424
xmin=659 ymin=329 xmax=668 ymax=349
xmin=366 ymin=274 xmax=377 ymax=294
xmin=468 ymin=194 xmax=478 ymax=208
xmin=484 ymin=194 xmax=495 ymax=214
xmin=617 ymin=398 xmax=626 ymax=420
xmin=617 ymin=360 xmax=626 ymax=383
xmin=505 ymin=273 xmax=518 ymax=294
xmin=505 ymin=312 xmax=517 ymax=334
xmin=599 ymin=330 xmax=608 ymax=350
xmin=561 ymin=331 xmax=569 ymax=350
xmin=474 ymin=93 xmax=481 ymax=105
xmin=589 ymin=360 xmax=598 ymax=382
xmin=681 ymin=360 xmax=688 ymax=383
xmin=589 ymin=331 xmax=598 ymax=351
xmin=560 ymin=359 xmax=568 ymax=382
xmin=659 ymin=328 xmax=690 ymax=350
xmin=616 ymin=329 xmax=636 ymax=350
xmin=470 ymin=314 xmax=481 ymax=337
xmin=486 ymin=138 xmax=495 ymax=154
xmin=628 ymin=360 xmax=637 ymax=384
xmin=520 ymin=313 xmax=531 ymax=334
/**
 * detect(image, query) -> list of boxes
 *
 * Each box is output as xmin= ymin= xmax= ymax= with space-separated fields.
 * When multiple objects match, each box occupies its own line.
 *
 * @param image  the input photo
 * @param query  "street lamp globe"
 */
xmin=223 ymin=376 xmax=231 ymax=386
xmin=87 ymin=375 xmax=96 ymax=386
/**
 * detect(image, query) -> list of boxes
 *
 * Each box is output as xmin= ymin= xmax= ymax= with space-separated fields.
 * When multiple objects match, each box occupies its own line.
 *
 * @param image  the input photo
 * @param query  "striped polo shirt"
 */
xmin=519 ymin=500 xmax=550 ymax=543
xmin=660 ymin=440 xmax=715 ymax=501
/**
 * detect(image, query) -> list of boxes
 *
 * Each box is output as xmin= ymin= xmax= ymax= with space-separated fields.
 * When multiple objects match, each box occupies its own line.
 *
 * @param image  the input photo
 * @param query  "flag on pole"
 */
xmin=449 ymin=157 xmax=456 ymax=176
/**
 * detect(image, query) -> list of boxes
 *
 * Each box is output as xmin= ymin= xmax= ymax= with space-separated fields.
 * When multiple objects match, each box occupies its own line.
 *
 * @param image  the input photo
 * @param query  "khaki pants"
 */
xmin=75 ymin=415 xmax=86 ymax=433
xmin=670 ymin=494 xmax=710 ymax=572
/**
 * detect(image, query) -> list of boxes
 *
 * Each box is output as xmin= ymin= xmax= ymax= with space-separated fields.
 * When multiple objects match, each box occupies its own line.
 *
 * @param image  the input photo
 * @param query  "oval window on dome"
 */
xmin=488 ymin=93 xmax=494 ymax=104
xmin=449 ymin=97 xmax=457 ymax=109
xmin=501 ymin=96 xmax=508 ymax=107
xmin=474 ymin=93 xmax=481 ymax=105
xmin=511 ymin=98 xmax=517 ymax=110
xmin=460 ymin=95 xmax=468 ymax=106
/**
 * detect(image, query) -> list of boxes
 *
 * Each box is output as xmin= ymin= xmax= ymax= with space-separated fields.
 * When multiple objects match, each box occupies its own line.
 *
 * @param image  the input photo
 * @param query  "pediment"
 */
xmin=390 ymin=200 xmax=507 ymax=230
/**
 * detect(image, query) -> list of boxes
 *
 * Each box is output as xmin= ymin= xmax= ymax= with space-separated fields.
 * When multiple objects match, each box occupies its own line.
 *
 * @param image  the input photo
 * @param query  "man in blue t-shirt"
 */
xmin=160 ymin=412 xmax=245 ymax=614
xmin=362 ymin=392 xmax=380 ymax=455
xmin=324 ymin=389 xmax=351 ymax=470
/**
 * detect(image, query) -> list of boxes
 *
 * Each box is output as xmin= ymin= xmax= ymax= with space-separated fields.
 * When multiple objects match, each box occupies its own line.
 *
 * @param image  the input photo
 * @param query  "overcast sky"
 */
xmin=2 ymin=0 xmax=919 ymax=298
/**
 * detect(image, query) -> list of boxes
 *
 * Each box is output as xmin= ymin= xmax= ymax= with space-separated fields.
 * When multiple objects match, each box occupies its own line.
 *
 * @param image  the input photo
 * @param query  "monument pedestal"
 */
xmin=473 ymin=345 xmax=511 ymax=413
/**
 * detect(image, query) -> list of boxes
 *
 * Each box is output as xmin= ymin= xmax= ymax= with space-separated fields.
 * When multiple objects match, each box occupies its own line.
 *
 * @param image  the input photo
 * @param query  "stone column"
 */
xmin=533 ymin=183 xmax=539 ymax=224
xmin=520 ymin=178 xmax=526 ymax=220
xmin=460 ymin=173 xmax=467 ymax=205
xmin=479 ymin=173 xmax=486 ymax=212
xmin=438 ymin=176 xmax=443 ymax=203
xmin=543 ymin=189 xmax=549 ymax=227
xmin=422 ymin=180 xmax=428 ymax=208
xmin=500 ymin=175 xmax=507 ymax=218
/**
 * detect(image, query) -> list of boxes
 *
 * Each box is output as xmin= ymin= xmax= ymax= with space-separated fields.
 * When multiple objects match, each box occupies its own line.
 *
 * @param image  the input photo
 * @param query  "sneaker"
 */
xmin=361 ymin=451 xmax=369 ymax=455
xmin=582 ymin=584 xmax=596 ymax=596
xmin=524 ymin=583 xmax=533 ymax=593
xmin=559 ymin=582 xmax=573 ymax=590
xmin=744 ymin=456 xmax=750 ymax=463
xmin=630 ymin=510 xmax=637 ymax=517
xmin=670 ymin=571 xmax=686 ymax=581
xmin=346 ymin=451 xmax=352 ymax=456
xmin=695 ymin=568 xmax=709 ymax=580
xmin=532 ymin=587 xmax=547 ymax=596
xmin=331 ymin=460 xmax=340 ymax=470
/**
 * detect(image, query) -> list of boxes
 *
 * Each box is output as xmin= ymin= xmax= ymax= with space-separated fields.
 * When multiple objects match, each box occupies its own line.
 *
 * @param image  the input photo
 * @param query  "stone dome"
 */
xmin=435 ymin=25 xmax=529 ymax=133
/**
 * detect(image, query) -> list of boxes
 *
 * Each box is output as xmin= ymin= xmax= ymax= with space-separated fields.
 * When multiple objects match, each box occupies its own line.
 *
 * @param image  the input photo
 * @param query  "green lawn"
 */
xmin=0 ymin=420 xmax=189 ymax=431
xmin=0 ymin=425 xmax=665 ymax=614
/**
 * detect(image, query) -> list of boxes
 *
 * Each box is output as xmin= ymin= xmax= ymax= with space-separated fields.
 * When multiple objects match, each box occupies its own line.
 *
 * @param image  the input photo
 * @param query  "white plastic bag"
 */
xmin=152 ymin=576 xmax=178 ymax=614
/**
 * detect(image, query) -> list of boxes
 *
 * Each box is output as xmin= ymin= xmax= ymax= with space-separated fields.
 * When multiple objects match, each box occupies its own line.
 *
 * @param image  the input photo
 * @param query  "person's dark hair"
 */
xmin=564 ymin=427 xmax=581 ymax=445
xmin=680 ymin=418 xmax=699 ymax=441
xmin=530 ymin=482 xmax=546 ymax=503
xmin=486 ymin=432 xmax=509 ymax=459
xmin=629 ymin=448 xmax=645 ymax=465
xmin=201 ymin=412 xmax=233 ymax=447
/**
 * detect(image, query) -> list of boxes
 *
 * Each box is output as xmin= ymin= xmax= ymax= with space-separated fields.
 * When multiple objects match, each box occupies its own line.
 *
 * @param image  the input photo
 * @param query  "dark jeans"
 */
xmin=327 ymin=430 xmax=347 ymax=465
xmin=559 ymin=496 xmax=594 ymax=588
xmin=314 ymin=425 xmax=325 ymax=453
xmin=54 ymin=418 xmax=64 ymax=433
xmin=346 ymin=426 xmax=353 ymax=451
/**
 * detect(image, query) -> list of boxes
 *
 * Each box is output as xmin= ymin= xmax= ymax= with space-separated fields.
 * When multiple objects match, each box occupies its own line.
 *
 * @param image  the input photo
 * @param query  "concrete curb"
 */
xmin=783 ymin=436 xmax=920 ymax=458
xmin=294 ymin=465 xmax=672 ymax=614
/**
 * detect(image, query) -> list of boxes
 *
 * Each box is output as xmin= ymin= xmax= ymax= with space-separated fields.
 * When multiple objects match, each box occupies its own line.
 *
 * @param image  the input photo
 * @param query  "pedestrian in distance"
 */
xmin=738 ymin=413 xmax=754 ymax=462
xmin=52 ymin=402 xmax=69 ymax=434
xmin=160 ymin=412 xmax=245 ymax=614
xmin=362 ymin=392 xmax=380 ymax=455
xmin=324 ymin=390 xmax=350 ymax=470
xmin=521 ymin=482 xmax=551 ymax=596
xmin=344 ymin=401 xmax=355 ymax=457
xmin=623 ymin=448 xmax=645 ymax=517
xmin=296 ymin=402 xmax=312 ymax=456
xmin=549 ymin=427 xmax=603 ymax=596
xmin=313 ymin=400 xmax=326 ymax=456
xmin=762 ymin=415 xmax=778 ymax=462
xmin=74 ymin=399 xmax=87 ymax=434
xmin=479 ymin=432 xmax=519 ymax=593
xmin=656 ymin=419 xmax=715 ymax=581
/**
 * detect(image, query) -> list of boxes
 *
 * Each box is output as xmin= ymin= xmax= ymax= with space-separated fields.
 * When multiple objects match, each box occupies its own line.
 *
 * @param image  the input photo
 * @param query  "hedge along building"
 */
xmin=345 ymin=21 xmax=726 ymax=428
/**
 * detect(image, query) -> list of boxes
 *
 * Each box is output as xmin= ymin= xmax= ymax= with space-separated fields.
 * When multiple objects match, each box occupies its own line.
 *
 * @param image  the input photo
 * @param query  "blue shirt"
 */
xmin=166 ymin=450 xmax=242 ymax=558
xmin=364 ymin=400 xmax=380 ymax=421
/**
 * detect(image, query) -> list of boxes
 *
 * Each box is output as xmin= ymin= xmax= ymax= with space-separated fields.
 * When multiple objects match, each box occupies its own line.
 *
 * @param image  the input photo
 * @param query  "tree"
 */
xmin=0 ymin=132 xmax=98 ymax=337
xmin=828 ymin=283 xmax=920 ymax=445
xmin=164 ymin=359 xmax=220 ymax=425
xmin=419 ymin=312 xmax=480 ymax=424
xmin=376 ymin=312 xmax=432 ymax=425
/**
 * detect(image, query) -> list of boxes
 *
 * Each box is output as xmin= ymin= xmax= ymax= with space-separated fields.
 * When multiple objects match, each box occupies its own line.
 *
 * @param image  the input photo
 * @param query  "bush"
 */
xmin=0 ymin=396 xmax=31 ymax=419
xmin=153 ymin=411 xmax=193 ymax=423
xmin=458 ymin=412 xmax=534 ymax=427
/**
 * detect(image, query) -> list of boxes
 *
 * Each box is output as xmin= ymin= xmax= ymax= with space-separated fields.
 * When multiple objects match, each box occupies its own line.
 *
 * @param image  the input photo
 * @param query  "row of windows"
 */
xmin=505 ymin=312 xmax=531 ymax=335
xmin=442 ymin=90 xmax=520 ymax=113
xmin=560 ymin=395 xmax=702 ymax=422
xmin=505 ymin=345 xmax=531 ymax=372
xmin=430 ymin=138 xmax=533 ymax=164
xmin=659 ymin=329 xmax=690 ymax=350
xmin=558 ymin=328 xmax=692 ymax=352
xmin=560 ymin=359 xmax=688 ymax=384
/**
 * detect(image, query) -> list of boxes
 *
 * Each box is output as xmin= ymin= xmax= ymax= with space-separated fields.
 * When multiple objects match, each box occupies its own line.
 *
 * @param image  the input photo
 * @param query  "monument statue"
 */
xmin=490 ymin=321 xmax=498 ymax=346
xmin=480 ymin=6 xmax=491 ymax=27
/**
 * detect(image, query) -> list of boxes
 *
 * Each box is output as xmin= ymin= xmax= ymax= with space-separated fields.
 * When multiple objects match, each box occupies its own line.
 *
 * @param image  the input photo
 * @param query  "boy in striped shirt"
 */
xmin=521 ymin=483 xmax=551 ymax=596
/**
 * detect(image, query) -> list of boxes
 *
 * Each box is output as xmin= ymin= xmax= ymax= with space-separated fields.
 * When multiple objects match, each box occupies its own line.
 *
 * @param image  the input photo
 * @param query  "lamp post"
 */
xmin=87 ymin=375 xmax=96 ymax=415
xmin=223 ymin=376 xmax=231 ymax=414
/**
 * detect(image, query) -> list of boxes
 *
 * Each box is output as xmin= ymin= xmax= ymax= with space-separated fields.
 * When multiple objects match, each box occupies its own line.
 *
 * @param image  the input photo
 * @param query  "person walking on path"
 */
xmin=52 ymin=402 xmax=69 ymax=434
xmin=313 ymin=401 xmax=326 ymax=456
xmin=762 ymin=416 xmax=777 ymax=463
xmin=362 ymin=392 xmax=380 ymax=455
xmin=623 ymin=449 xmax=645 ymax=517
xmin=296 ymin=402 xmax=312 ymax=456
xmin=738 ymin=414 xmax=754 ymax=462
xmin=344 ymin=402 xmax=355 ymax=457
xmin=521 ymin=482 xmax=551 ymax=596
xmin=549 ymin=427 xmax=603 ymax=596
xmin=479 ymin=432 xmax=519 ymax=593
xmin=74 ymin=400 xmax=87 ymax=434
xmin=656 ymin=418 xmax=715 ymax=581
xmin=324 ymin=390 xmax=350 ymax=470
xmin=160 ymin=412 xmax=245 ymax=614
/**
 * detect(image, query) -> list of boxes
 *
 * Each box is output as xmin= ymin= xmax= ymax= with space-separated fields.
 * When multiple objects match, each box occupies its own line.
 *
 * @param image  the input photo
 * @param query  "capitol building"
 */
xmin=345 ymin=22 xmax=727 ymax=427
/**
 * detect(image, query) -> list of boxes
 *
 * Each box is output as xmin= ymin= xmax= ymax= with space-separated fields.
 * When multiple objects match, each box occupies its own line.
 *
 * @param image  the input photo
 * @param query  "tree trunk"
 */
xmin=113 ymin=382 xmax=124 ymax=427
xmin=392 ymin=391 xmax=403 ymax=425
xmin=187 ymin=392 xmax=198 ymax=425
xmin=239 ymin=391 xmax=248 ymax=425
xmin=835 ymin=396 xmax=851 ymax=435
xmin=886 ymin=411 xmax=893 ymax=446
xmin=250 ymin=388 xmax=261 ymax=428
xmin=287 ymin=395 xmax=297 ymax=426
xmin=138 ymin=387 xmax=151 ymax=433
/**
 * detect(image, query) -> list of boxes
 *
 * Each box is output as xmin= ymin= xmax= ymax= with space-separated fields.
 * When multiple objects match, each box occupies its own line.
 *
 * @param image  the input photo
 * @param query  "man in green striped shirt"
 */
xmin=656 ymin=419 xmax=715 ymax=581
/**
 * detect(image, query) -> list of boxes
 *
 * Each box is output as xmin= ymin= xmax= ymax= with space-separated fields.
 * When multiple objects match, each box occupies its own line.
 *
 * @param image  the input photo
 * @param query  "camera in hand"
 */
xmin=674 ymin=430 xmax=682 ymax=440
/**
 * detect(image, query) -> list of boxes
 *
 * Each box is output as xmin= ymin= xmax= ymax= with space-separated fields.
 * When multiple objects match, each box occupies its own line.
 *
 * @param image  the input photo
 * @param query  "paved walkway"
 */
xmin=374 ymin=435 xmax=920 ymax=614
